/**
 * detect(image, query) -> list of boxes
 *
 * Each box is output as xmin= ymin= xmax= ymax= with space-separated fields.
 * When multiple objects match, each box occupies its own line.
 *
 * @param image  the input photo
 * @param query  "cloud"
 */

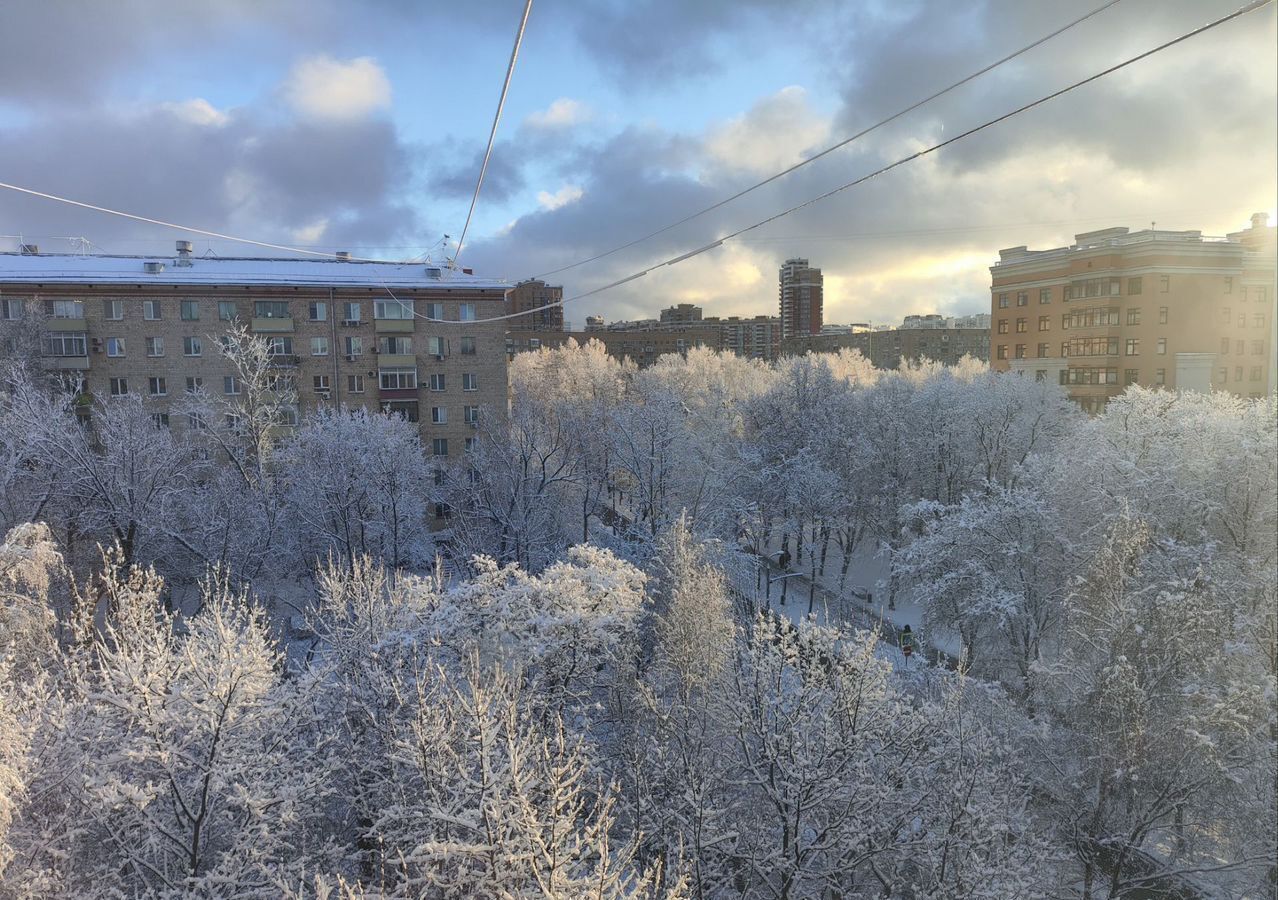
xmin=524 ymin=98 xmax=592 ymax=130
xmin=282 ymin=56 xmax=391 ymax=122
xmin=427 ymin=139 xmax=526 ymax=203
xmin=159 ymin=98 xmax=230 ymax=128
xmin=536 ymin=185 xmax=584 ymax=211
xmin=703 ymin=87 xmax=831 ymax=176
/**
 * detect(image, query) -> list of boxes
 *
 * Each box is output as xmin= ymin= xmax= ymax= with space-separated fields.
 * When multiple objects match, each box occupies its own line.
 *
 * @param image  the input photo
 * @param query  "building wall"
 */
xmin=5 ymin=281 xmax=508 ymax=462
xmin=507 ymin=326 xmax=723 ymax=367
xmin=779 ymin=259 xmax=824 ymax=339
xmin=659 ymin=303 xmax=703 ymax=325
xmin=781 ymin=327 xmax=990 ymax=368
xmin=990 ymin=217 xmax=1276 ymax=410
xmin=506 ymin=279 xmax=564 ymax=331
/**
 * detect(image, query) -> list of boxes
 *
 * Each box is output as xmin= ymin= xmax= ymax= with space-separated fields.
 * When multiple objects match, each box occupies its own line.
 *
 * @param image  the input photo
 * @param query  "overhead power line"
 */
xmin=448 ymin=0 xmax=1272 ymax=326
xmin=452 ymin=0 xmax=534 ymax=266
xmin=531 ymin=0 xmax=1127 ymax=280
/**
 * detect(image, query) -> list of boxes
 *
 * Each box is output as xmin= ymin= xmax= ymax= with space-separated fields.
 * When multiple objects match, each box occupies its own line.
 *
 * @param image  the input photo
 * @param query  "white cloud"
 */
xmin=703 ymin=86 xmax=831 ymax=177
xmin=160 ymin=98 xmax=229 ymax=127
xmin=282 ymin=55 xmax=391 ymax=122
xmin=524 ymin=98 xmax=591 ymax=130
xmin=537 ymin=184 xmax=584 ymax=211
xmin=290 ymin=218 xmax=329 ymax=243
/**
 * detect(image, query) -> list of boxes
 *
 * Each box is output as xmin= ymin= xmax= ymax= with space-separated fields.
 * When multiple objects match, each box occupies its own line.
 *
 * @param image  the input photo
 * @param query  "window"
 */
xmin=181 ymin=299 xmax=199 ymax=321
xmin=1016 ymin=292 xmax=1028 ymax=307
xmin=266 ymin=336 xmax=293 ymax=356
xmin=1126 ymin=308 xmax=1141 ymax=325
xmin=1217 ymin=368 xmax=1228 ymax=383
xmin=146 ymin=336 xmax=164 ymax=357
xmin=1239 ymin=312 xmax=1247 ymax=328
xmin=1253 ymin=313 xmax=1265 ymax=328
xmin=148 ymin=376 xmax=167 ymax=397
xmin=378 ymin=336 xmax=412 ymax=354
xmin=1034 ymin=370 xmax=1047 ymax=382
xmin=106 ymin=337 xmax=125 ymax=357
xmin=460 ymin=336 xmax=477 ymax=355
xmin=342 ymin=302 xmax=361 ymax=323
xmin=1156 ymin=338 xmax=1167 ymax=355
xmin=152 ymin=413 xmax=170 ymax=428
xmin=381 ymin=400 xmax=419 ymax=422
xmin=308 ymin=301 xmax=327 ymax=322
xmin=424 ymin=302 xmax=444 ymax=320
xmin=374 ymin=298 xmax=414 ymax=319
xmin=465 ymin=437 xmax=477 ymax=452
xmin=1124 ymin=368 xmax=1138 ymax=385
xmin=1224 ymin=276 xmax=1233 ymax=294
xmin=313 ymin=375 xmax=331 ymax=394
xmin=429 ymin=373 xmax=446 ymax=391
xmin=344 ymin=336 xmax=363 ymax=358
xmin=1159 ymin=307 xmax=1168 ymax=325
xmin=464 ymin=405 xmax=479 ymax=424
xmin=143 ymin=300 xmax=161 ymax=320
xmin=997 ymin=293 xmax=1009 ymax=308
xmin=1014 ymin=344 xmax=1026 ymax=359
xmin=185 ymin=377 xmax=203 ymax=393
xmin=1155 ymin=368 xmax=1165 ymax=386
xmin=1257 ymin=287 xmax=1269 ymax=304
xmin=1127 ymin=277 xmax=1142 ymax=295
xmin=45 ymin=299 xmax=84 ymax=319
xmin=431 ymin=406 xmax=448 ymax=424
xmin=1038 ymin=316 xmax=1050 ymax=331
xmin=462 ymin=373 xmax=478 ymax=392
xmin=432 ymin=438 xmax=449 ymax=457
xmin=427 ymin=336 xmax=446 ymax=357
xmin=1125 ymin=339 xmax=1140 ymax=356
xmin=1039 ymin=288 xmax=1051 ymax=304
xmin=188 ymin=412 xmax=208 ymax=430
xmin=997 ymin=320 xmax=1009 ymax=335
xmin=459 ymin=303 xmax=477 ymax=321
xmin=997 ymin=345 xmax=1008 ymax=360
xmin=1221 ymin=307 xmax=1231 ymax=323
xmin=1253 ymin=340 xmax=1265 ymax=356
xmin=254 ymin=300 xmax=289 ymax=319
xmin=1037 ymin=343 xmax=1049 ymax=357
xmin=1 ymin=298 xmax=25 ymax=319
xmin=379 ymin=367 xmax=418 ymax=390
xmin=1251 ymin=366 xmax=1263 ymax=381
xmin=278 ymin=406 xmax=298 ymax=428
xmin=40 ymin=332 xmax=87 ymax=356
xmin=1235 ymin=366 xmax=1244 ymax=383
xmin=311 ymin=336 xmax=329 ymax=356
xmin=1060 ymin=367 xmax=1119 ymax=385
xmin=183 ymin=336 xmax=202 ymax=357
xmin=1236 ymin=340 xmax=1245 ymax=355
xmin=224 ymin=376 xmax=241 ymax=395
xmin=218 ymin=301 xmax=237 ymax=321
xmin=109 ymin=377 xmax=128 ymax=396
xmin=1015 ymin=318 xmax=1027 ymax=333
xmin=433 ymin=468 xmax=446 ymax=487
xmin=104 ymin=299 xmax=123 ymax=320
xmin=1159 ymin=275 xmax=1170 ymax=293
xmin=1063 ymin=337 xmax=1119 ymax=357
xmin=347 ymin=374 xmax=365 ymax=393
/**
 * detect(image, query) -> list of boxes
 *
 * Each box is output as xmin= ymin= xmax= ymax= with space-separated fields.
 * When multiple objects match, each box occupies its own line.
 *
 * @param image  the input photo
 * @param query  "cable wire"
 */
xmin=452 ymin=0 xmax=534 ymax=266
xmin=449 ymin=0 xmax=1273 ymax=326
xmin=531 ymin=0 xmax=1127 ymax=280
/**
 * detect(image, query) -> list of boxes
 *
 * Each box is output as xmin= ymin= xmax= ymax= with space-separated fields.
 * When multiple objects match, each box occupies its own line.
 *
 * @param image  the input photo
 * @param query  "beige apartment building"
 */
xmin=506 ymin=278 xmax=564 ymax=331
xmin=781 ymin=317 xmax=990 ymax=367
xmin=0 ymin=243 xmax=509 ymax=460
xmin=991 ymin=214 xmax=1276 ymax=411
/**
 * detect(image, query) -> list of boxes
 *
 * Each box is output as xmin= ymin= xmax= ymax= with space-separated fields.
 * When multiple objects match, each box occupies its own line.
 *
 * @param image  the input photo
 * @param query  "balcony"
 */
xmin=267 ymin=354 xmax=300 ymax=367
xmin=40 ymin=355 xmax=91 ymax=371
xmin=377 ymin=353 xmax=416 ymax=368
xmin=374 ymin=318 xmax=415 ymax=334
xmin=251 ymin=316 xmax=294 ymax=333
xmin=48 ymin=317 xmax=88 ymax=332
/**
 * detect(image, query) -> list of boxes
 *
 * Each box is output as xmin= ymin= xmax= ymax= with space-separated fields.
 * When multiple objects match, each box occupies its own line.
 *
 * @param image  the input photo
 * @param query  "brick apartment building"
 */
xmin=991 ymin=214 xmax=1276 ymax=411
xmin=507 ymin=323 xmax=722 ymax=367
xmin=0 ymin=243 xmax=510 ymax=460
xmin=506 ymin=278 xmax=564 ymax=331
xmin=659 ymin=303 xmax=703 ymax=325
xmin=779 ymin=258 xmax=823 ymax=339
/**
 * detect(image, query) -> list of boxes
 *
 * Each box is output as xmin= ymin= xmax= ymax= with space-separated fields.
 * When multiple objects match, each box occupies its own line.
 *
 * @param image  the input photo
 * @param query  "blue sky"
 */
xmin=1 ymin=0 xmax=1274 ymax=326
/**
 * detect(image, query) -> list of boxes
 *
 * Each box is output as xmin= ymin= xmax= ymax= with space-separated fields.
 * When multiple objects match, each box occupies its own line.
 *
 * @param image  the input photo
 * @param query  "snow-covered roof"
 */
xmin=0 ymin=252 xmax=509 ymax=290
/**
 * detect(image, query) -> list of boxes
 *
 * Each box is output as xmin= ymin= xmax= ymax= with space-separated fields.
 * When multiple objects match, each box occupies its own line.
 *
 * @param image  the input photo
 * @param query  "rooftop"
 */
xmin=0 ymin=248 xmax=508 ymax=290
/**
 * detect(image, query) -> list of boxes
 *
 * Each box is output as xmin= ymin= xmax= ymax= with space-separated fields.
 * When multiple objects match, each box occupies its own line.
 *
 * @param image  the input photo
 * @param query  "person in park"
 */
xmin=900 ymin=624 xmax=915 ymax=658
xmin=778 ymin=548 xmax=791 ymax=570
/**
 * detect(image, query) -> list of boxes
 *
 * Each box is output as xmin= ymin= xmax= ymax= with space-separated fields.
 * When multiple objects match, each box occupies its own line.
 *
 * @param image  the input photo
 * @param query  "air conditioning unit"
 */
xmin=316 ymin=389 xmax=331 ymax=400
xmin=91 ymin=338 xmax=103 ymax=353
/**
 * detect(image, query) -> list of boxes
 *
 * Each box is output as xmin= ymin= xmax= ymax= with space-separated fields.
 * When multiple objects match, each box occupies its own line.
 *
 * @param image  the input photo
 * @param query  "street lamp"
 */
xmin=768 ymin=571 xmax=803 ymax=607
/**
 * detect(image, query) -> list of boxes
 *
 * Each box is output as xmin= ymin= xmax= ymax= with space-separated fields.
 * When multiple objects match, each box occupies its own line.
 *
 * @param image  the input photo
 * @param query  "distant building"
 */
xmin=660 ymin=303 xmax=703 ymax=324
xmin=506 ymin=279 xmax=564 ymax=331
xmin=991 ymin=213 xmax=1276 ymax=411
xmin=708 ymin=315 xmax=782 ymax=361
xmin=781 ymin=313 xmax=989 ymax=367
xmin=507 ymin=324 xmax=721 ymax=367
xmin=584 ymin=315 xmax=606 ymax=332
xmin=779 ymin=258 xmax=823 ymax=339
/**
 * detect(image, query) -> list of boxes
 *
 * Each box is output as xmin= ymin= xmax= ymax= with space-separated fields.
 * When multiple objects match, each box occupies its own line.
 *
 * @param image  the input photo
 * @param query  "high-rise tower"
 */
xmin=779 ymin=258 xmax=823 ymax=339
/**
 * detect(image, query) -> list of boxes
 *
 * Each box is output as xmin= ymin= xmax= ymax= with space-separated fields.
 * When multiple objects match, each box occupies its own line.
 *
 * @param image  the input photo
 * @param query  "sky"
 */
xmin=1 ymin=0 xmax=1275 ymax=327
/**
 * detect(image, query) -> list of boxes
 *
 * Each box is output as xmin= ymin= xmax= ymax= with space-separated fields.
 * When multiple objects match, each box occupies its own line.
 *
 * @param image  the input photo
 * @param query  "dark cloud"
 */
xmin=426 ymin=139 xmax=527 ymax=203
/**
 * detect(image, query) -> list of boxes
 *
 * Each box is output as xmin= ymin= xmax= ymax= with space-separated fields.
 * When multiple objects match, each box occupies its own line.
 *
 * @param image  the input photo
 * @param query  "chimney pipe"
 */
xmin=175 ymin=239 xmax=193 ymax=266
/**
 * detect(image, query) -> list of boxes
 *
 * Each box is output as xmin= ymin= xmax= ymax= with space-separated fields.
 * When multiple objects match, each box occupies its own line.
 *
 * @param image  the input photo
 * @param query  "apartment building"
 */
xmin=779 ymin=258 xmax=823 ymax=339
xmin=0 ymin=243 xmax=509 ymax=460
xmin=781 ymin=317 xmax=990 ymax=368
xmin=506 ymin=323 xmax=722 ymax=367
xmin=659 ymin=303 xmax=704 ymax=325
xmin=991 ymin=214 xmax=1276 ymax=411
xmin=709 ymin=315 xmax=781 ymax=361
xmin=506 ymin=278 xmax=564 ymax=331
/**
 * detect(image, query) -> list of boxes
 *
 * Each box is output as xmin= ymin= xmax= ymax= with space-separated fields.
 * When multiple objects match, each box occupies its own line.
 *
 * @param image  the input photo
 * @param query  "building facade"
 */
xmin=709 ymin=315 xmax=781 ymax=361
xmin=507 ymin=324 xmax=722 ymax=367
xmin=990 ymin=214 xmax=1276 ymax=411
xmin=779 ymin=258 xmax=823 ymax=339
xmin=781 ymin=321 xmax=990 ymax=368
xmin=506 ymin=278 xmax=564 ymax=331
xmin=659 ymin=303 xmax=704 ymax=325
xmin=0 ymin=244 xmax=509 ymax=461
